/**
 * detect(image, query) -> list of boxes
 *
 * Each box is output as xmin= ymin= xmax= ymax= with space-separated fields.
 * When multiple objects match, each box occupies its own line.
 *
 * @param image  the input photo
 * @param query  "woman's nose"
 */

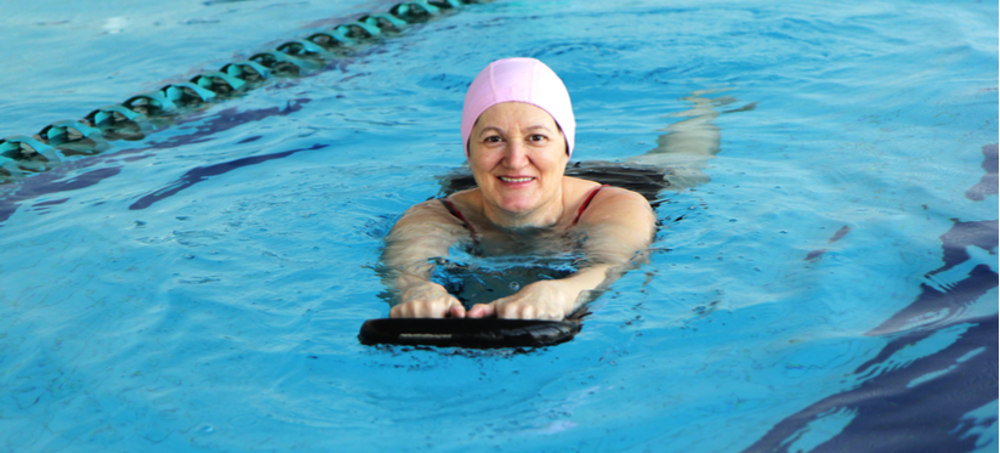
xmin=503 ymin=140 xmax=530 ymax=168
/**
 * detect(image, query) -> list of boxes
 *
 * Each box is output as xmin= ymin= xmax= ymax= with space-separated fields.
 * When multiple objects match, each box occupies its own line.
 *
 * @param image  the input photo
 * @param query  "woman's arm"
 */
xmin=381 ymin=200 xmax=468 ymax=318
xmin=467 ymin=188 xmax=656 ymax=320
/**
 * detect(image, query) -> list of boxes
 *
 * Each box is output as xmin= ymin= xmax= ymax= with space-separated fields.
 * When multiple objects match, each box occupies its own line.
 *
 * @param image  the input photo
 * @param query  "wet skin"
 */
xmin=383 ymin=102 xmax=656 ymax=320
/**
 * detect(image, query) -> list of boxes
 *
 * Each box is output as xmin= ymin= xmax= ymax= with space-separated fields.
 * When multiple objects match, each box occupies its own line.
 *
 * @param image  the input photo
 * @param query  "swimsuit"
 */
xmin=440 ymin=197 xmax=479 ymax=244
xmin=439 ymin=184 xmax=608 ymax=240
xmin=436 ymin=185 xmax=607 ymax=307
xmin=572 ymin=184 xmax=609 ymax=226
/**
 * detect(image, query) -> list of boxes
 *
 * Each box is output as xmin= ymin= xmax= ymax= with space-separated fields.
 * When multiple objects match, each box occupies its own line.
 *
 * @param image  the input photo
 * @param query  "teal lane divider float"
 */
xmin=0 ymin=0 xmax=484 ymax=184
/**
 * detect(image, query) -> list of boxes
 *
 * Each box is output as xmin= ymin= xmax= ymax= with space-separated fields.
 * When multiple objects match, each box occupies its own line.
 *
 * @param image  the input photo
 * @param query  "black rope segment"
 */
xmin=0 ymin=0 xmax=486 ymax=184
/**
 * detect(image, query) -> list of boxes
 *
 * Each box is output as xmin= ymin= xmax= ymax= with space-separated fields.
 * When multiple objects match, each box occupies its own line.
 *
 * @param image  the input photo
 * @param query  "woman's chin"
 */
xmin=498 ymin=198 xmax=543 ymax=219
xmin=500 ymin=203 xmax=533 ymax=216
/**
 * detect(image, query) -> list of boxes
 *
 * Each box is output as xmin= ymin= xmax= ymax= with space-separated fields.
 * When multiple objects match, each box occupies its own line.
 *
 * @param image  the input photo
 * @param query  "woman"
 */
xmin=382 ymin=58 xmax=656 ymax=320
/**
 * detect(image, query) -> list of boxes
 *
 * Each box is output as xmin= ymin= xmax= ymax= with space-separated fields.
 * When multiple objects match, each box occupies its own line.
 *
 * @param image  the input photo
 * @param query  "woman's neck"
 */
xmin=480 ymin=190 xmax=565 ymax=230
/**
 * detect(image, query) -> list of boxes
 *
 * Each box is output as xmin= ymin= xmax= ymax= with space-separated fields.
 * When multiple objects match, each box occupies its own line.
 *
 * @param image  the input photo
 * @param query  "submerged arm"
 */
xmin=468 ymin=188 xmax=656 ymax=320
xmin=382 ymin=200 xmax=468 ymax=318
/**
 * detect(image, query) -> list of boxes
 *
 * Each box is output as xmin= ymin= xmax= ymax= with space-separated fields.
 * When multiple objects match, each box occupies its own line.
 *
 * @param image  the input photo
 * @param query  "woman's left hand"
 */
xmin=467 ymin=280 xmax=577 ymax=320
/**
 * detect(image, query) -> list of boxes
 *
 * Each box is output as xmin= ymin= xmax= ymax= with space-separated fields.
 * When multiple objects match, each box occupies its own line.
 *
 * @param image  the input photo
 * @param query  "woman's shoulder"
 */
xmin=562 ymin=176 xmax=602 ymax=193
xmin=566 ymin=177 xmax=653 ymax=227
xmin=447 ymin=187 xmax=482 ymax=210
xmin=390 ymin=196 xmax=473 ymax=240
xmin=563 ymin=176 xmax=646 ymax=207
xmin=397 ymin=196 xmax=460 ymax=226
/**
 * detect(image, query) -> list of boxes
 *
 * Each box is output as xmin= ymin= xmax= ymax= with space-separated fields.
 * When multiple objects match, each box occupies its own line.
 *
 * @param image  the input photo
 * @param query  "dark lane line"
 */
xmin=129 ymin=143 xmax=328 ymax=210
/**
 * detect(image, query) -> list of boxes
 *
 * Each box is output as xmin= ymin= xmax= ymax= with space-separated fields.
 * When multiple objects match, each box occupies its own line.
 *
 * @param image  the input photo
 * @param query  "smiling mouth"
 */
xmin=498 ymin=176 xmax=534 ymax=183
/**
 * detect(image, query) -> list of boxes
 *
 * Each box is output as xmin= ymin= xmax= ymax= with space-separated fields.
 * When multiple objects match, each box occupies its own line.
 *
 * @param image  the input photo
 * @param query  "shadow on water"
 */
xmin=804 ymin=225 xmax=853 ymax=262
xmin=0 ymin=167 xmax=124 ymax=223
xmin=744 ymin=146 xmax=999 ymax=453
xmin=966 ymin=144 xmax=998 ymax=202
xmin=128 ymin=142 xmax=328 ymax=210
xmin=0 ymin=100 xmax=310 ymax=225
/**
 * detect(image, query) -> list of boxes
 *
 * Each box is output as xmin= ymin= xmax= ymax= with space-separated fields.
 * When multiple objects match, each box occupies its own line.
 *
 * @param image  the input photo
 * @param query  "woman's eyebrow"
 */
xmin=477 ymin=124 xmax=553 ymax=137
xmin=524 ymin=125 xmax=553 ymax=132
xmin=477 ymin=126 xmax=504 ymax=136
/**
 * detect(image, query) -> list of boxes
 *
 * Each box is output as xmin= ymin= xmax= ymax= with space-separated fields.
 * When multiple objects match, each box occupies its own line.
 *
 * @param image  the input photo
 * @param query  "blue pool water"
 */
xmin=1 ymin=0 xmax=997 ymax=451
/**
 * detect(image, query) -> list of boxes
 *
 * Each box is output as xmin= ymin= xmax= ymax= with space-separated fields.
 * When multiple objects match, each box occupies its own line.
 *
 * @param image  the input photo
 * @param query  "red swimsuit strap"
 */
xmin=442 ymin=185 xmax=606 ymax=238
xmin=440 ymin=198 xmax=479 ymax=243
xmin=573 ymin=184 xmax=609 ymax=226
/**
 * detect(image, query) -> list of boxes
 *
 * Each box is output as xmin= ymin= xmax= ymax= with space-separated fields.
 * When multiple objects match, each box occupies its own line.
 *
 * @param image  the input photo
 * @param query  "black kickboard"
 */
xmin=358 ymin=318 xmax=582 ymax=348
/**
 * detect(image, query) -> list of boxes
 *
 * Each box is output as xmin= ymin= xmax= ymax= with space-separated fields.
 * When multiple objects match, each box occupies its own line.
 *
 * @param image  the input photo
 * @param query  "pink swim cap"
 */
xmin=461 ymin=58 xmax=575 ymax=158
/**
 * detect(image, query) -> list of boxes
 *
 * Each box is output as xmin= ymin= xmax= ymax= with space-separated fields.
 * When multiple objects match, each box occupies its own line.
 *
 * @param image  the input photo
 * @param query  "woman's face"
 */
xmin=468 ymin=102 xmax=569 ymax=222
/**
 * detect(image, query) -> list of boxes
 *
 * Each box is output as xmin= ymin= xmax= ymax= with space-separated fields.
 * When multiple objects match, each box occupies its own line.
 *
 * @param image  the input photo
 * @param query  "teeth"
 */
xmin=500 ymin=177 xmax=533 ymax=183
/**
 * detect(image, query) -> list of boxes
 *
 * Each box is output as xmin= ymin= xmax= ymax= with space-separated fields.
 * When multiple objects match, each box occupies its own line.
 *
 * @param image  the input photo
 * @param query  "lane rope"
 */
xmin=0 ymin=0 xmax=485 ymax=184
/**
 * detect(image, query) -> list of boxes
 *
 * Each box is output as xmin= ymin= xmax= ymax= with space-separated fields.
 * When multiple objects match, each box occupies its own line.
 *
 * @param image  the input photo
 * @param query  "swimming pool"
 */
xmin=2 ymin=0 xmax=996 ymax=451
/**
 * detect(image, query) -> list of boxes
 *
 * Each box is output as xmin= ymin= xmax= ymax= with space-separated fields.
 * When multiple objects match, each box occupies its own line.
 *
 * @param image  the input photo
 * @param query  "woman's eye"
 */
xmin=529 ymin=134 xmax=546 ymax=142
xmin=484 ymin=136 xmax=502 ymax=143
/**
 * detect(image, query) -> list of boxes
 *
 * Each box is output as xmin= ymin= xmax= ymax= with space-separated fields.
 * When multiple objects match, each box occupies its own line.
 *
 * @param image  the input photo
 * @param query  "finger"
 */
xmin=447 ymin=301 xmax=467 ymax=318
xmin=540 ymin=308 xmax=563 ymax=321
xmin=467 ymin=302 xmax=495 ymax=318
xmin=426 ymin=297 xmax=461 ymax=318
xmin=424 ymin=301 xmax=448 ymax=318
xmin=406 ymin=300 xmax=434 ymax=318
xmin=498 ymin=301 xmax=526 ymax=319
xmin=518 ymin=304 xmax=537 ymax=320
xmin=390 ymin=301 xmax=413 ymax=318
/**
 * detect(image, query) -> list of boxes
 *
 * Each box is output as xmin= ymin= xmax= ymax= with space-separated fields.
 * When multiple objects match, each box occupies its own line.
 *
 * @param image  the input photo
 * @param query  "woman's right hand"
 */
xmin=390 ymin=281 xmax=466 ymax=318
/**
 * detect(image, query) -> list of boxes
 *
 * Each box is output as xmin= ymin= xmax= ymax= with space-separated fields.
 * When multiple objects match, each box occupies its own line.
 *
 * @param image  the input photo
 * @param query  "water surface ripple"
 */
xmin=0 ymin=0 xmax=996 ymax=452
